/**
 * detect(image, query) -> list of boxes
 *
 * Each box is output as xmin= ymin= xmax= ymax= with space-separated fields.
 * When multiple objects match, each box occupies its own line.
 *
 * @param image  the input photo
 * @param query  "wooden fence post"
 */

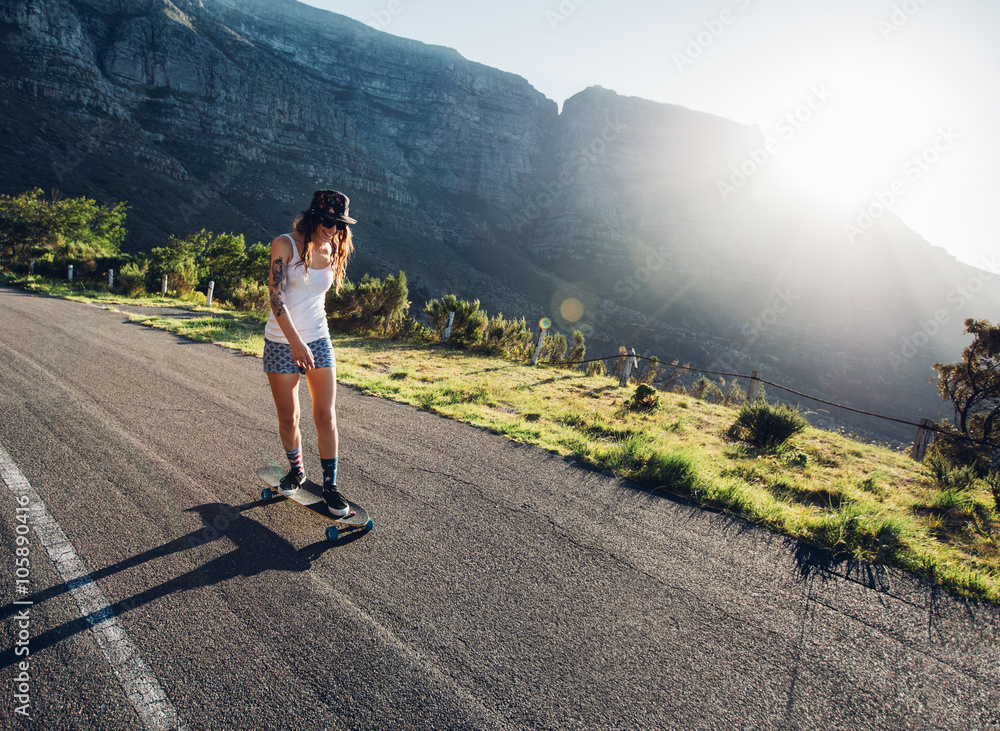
xmin=748 ymin=370 xmax=761 ymax=402
xmin=620 ymin=348 xmax=638 ymax=387
xmin=910 ymin=418 xmax=934 ymax=462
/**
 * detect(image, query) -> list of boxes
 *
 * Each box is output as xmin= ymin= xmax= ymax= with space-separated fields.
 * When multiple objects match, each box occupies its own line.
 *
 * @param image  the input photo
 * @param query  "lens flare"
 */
xmin=559 ymin=298 xmax=584 ymax=323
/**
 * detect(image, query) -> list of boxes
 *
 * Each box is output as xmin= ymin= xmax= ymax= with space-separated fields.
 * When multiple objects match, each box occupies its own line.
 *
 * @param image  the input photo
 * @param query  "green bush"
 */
xmin=327 ymin=271 xmax=411 ymax=336
xmin=692 ymin=376 xmax=725 ymax=404
xmin=630 ymin=383 xmax=658 ymax=411
xmin=730 ymin=400 xmax=809 ymax=451
xmin=425 ymin=294 xmax=488 ymax=348
xmin=198 ymin=231 xmax=250 ymax=301
xmin=926 ymin=453 xmax=978 ymax=491
xmin=539 ymin=331 xmax=568 ymax=364
xmin=725 ymin=380 xmax=747 ymax=408
xmin=567 ymin=330 xmax=586 ymax=365
xmin=0 ymin=188 xmax=127 ymax=268
xmin=482 ymin=313 xmax=533 ymax=358
xmin=116 ymin=260 xmax=148 ymax=297
xmin=228 ymin=279 xmax=270 ymax=313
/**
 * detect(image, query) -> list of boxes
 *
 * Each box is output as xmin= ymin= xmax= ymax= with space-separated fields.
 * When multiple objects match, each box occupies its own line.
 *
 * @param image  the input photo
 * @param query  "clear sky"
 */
xmin=299 ymin=0 xmax=999 ymax=272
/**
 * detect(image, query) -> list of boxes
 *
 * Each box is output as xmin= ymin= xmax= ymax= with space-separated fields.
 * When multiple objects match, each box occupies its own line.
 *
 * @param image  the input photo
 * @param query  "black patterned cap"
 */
xmin=303 ymin=189 xmax=356 ymax=224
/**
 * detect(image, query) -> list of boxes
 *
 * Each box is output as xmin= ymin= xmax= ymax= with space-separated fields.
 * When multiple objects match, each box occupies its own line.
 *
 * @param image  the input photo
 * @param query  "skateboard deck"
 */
xmin=257 ymin=465 xmax=373 ymax=541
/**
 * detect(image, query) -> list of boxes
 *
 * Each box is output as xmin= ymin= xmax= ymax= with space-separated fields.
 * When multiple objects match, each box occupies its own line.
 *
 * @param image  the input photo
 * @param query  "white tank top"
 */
xmin=264 ymin=234 xmax=334 ymax=344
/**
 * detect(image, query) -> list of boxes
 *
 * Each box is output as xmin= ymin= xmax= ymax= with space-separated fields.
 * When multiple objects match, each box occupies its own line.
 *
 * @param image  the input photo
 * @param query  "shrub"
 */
xmin=482 ymin=313 xmax=532 ymax=358
xmin=567 ymin=330 xmax=586 ymax=366
xmin=198 ymin=231 xmax=249 ymax=301
xmin=228 ymin=279 xmax=270 ymax=313
xmin=926 ymin=453 xmax=978 ymax=491
xmin=0 ymin=188 xmax=127 ymax=266
xmin=538 ymin=331 xmax=568 ymax=364
xmin=586 ymin=360 xmax=606 ymax=377
xmin=328 ymin=271 xmax=410 ymax=336
xmin=147 ymin=232 xmax=203 ymax=295
xmin=725 ymin=380 xmax=747 ymax=408
xmin=630 ymin=383 xmax=658 ymax=411
xmin=425 ymin=294 xmax=488 ymax=348
xmin=730 ymin=400 xmax=809 ymax=451
xmin=116 ymin=260 xmax=148 ymax=297
xmin=692 ymin=376 xmax=725 ymax=403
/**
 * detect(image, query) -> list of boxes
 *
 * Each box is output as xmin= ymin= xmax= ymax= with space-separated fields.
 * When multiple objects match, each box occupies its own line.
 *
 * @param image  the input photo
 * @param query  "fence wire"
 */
xmin=548 ymin=351 xmax=982 ymax=446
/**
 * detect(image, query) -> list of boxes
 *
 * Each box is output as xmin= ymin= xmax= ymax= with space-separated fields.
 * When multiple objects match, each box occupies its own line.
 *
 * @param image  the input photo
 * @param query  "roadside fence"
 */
xmin=546 ymin=348 xmax=953 ymax=462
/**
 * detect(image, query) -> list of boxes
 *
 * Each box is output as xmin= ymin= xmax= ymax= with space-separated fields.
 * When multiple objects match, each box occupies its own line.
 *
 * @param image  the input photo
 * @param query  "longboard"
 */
xmin=257 ymin=465 xmax=373 ymax=541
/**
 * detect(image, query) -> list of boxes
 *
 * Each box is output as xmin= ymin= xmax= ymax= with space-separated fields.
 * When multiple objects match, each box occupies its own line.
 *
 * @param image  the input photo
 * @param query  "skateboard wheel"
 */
xmin=261 ymin=488 xmax=274 ymax=501
xmin=325 ymin=526 xmax=340 ymax=541
xmin=365 ymin=519 xmax=374 ymax=532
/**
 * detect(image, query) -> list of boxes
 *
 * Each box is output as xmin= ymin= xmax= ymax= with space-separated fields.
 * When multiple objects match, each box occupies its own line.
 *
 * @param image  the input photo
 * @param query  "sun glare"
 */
xmin=768 ymin=54 xmax=952 ymax=212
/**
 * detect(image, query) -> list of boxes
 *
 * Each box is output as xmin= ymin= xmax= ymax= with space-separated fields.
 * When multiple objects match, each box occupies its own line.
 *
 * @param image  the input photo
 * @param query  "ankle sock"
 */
xmin=321 ymin=457 xmax=338 ymax=489
xmin=286 ymin=447 xmax=304 ymax=476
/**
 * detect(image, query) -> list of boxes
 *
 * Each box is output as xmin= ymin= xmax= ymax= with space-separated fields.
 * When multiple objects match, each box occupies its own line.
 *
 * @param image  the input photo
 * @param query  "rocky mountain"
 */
xmin=3 ymin=0 xmax=999 ymax=443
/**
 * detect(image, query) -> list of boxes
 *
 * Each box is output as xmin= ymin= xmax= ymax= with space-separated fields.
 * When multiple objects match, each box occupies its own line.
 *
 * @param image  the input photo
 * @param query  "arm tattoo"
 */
xmin=270 ymin=257 xmax=287 ymax=318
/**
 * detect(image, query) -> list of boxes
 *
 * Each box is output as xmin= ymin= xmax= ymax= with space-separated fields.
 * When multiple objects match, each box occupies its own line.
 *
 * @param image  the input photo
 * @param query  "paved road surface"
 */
xmin=1 ymin=287 xmax=998 ymax=730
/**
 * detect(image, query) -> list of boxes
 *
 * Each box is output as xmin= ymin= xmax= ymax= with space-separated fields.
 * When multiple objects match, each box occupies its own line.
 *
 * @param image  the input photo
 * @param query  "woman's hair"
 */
xmin=292 ymin=212 xmax=354 ymax=294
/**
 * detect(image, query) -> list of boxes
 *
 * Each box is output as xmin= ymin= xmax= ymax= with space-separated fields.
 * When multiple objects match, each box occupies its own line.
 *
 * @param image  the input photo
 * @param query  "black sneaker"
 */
xmin=278 ymin=470 xmax=305 ymax=495
xmin=323 ymin=486 xmax=351 ymax=517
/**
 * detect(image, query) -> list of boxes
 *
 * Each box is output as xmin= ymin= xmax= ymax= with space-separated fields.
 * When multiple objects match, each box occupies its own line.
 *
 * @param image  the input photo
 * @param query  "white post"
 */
xmin=161 ymin=275 xmax=168 ymax=295
xmin=531 ymin=325 xmax=548 ymax=365
xmin=206 ymin=280 xmax=215 ymax=307
xmin=108 ymin=268 xmax=114 ymax=287
xmin=620 ymin=348 xmax=638 ymax=386
xmin=68 ymin=264 xmax=73 ymax=281
xmin=443 ymin=311 xmax=455 ymax=342
xmin=748 ymin=370 xmax=761 ymax=402
xmin=30 ymin=259 xmax=35 ymax=275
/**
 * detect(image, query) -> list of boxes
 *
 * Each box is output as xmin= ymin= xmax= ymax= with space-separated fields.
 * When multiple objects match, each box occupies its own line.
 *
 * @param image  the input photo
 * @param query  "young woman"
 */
xmin=263 ymin=189 xmax=355 ymax=516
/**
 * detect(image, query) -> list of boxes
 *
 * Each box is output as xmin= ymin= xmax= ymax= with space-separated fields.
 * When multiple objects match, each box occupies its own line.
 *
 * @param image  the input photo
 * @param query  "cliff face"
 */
xmin=3 ymin=0 xmax=999 ymax=441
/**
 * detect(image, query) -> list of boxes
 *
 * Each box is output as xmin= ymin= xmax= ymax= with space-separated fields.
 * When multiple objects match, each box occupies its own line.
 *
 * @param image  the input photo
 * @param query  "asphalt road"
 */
xmin=1 ymin=286 xmax=998 ymax=731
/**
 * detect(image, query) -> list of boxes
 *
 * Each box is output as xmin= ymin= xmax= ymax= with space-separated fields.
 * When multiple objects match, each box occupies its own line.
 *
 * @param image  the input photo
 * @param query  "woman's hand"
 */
xmin=290 ymin=338 xmax=315 ymax=371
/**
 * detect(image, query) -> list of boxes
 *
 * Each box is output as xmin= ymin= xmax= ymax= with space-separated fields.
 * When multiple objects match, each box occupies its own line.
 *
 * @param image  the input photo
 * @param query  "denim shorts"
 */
xmin=263 ymin=338 xmax=335 ymax=374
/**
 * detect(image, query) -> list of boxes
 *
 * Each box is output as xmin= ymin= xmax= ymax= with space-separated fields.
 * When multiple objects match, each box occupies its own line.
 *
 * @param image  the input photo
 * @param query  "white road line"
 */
xmin=0 ymin=443 xmax=188 ymax=731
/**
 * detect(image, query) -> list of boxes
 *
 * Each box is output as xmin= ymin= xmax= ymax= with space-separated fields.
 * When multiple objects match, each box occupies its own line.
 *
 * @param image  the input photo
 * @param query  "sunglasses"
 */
xmin=318 ymin=216 xmax=347 ymax=230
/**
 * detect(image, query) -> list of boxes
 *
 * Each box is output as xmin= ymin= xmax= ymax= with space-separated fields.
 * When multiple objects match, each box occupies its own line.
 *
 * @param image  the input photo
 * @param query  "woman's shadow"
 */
xmin=1 ymin=499 xmax=352 ymax=667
